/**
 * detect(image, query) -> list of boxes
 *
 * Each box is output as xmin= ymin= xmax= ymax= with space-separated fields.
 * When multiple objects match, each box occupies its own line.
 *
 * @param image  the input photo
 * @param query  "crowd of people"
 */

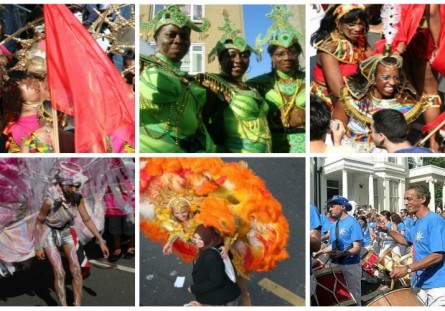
xmin=139 ymin=5 xmax=305 ymax=153
xmin=0 ymin=4 xmax=135 ymax=153
xmin=311 ymin=184 xmax=445 ymax=306
xmin=310 ymin=4 xmax=445 ymax=153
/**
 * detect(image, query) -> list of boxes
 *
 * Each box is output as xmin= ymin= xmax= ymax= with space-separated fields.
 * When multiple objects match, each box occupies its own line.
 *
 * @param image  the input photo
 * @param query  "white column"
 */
xmin=442 ymin=183 xmax=445 ymax=211
xmin=383 ymin=179 xmax=390 ymax=211
xmin=342 ymin=169 xmax=348 ymax=198
xmin=369 ymin=174 xmax=374 ymax=208
xmin=400 ymin=179 xmax=406 ymax=213
xmin=428 ymin=181 xmax=435 ymax=212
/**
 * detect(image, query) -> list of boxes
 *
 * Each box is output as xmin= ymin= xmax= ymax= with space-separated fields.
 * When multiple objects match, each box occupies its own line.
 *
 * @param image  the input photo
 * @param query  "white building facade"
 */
xmin=311 ymin=157 xmax=445 ymax=215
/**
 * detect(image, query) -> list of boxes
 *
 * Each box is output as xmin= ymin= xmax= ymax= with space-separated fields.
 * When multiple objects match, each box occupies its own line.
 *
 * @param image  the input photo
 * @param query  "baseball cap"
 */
xmin=326 ymin=195 xmax=352 ymax=211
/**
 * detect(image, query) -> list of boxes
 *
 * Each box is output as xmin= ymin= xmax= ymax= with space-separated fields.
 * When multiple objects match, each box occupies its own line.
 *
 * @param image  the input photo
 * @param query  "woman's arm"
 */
xmin=77 ymin=198 xmax=109 ymax=258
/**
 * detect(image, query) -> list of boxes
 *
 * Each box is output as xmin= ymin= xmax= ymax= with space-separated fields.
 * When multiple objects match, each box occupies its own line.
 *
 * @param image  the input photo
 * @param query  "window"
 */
xmin=387 ymin=157 xmax=397 ymax=164
xmin=327 ymin=180 xmax=340 ymax=201
xmin=153 ymin=5 xmax=204 ymax=23
xmin=389 ymin=180 xmax=399 ymax=212
xmin=181 ymin=45 xmax=204 ymax=74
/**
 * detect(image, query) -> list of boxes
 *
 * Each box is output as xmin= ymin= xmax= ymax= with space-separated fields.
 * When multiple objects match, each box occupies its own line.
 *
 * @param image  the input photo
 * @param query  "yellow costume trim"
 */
xmin=314 ymin=33 xmax=365 ymax=64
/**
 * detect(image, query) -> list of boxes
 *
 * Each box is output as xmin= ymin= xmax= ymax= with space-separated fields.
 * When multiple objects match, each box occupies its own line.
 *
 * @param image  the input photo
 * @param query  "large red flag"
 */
xmin=44 ymin=4 xmax=135 ymax=152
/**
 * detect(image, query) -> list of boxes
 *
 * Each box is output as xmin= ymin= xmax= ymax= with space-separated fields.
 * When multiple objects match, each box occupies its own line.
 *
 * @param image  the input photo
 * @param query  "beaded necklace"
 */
xmin=274 ymin=70 xmax=301 ymax=128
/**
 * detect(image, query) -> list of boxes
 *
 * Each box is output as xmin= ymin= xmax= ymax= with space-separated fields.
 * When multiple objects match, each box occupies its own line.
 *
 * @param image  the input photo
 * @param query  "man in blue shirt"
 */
xmin=314 ymin=195 xmax=363 ymax=305
xmin=378 ymin=185 xmax=445 ymax=306
xmin=310 ymin=204 xmax=322 ymax=297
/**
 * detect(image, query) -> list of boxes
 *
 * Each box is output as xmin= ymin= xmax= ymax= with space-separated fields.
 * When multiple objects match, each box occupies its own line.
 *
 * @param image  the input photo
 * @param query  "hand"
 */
xmin=330 ymin=119 xmax=346 ymax=146
xmin=376 ymin=224 xmax=387 ymax=232
xmin=328 ymin=250 xmax=343 ymax=259
xmin=395 ymin=42 xmax=406 ymax=54
xmin=100 ymin=243 xmax=109 ymax=259
xmin=313 ymin=250 xmax=324 ymax=259
xmin=163 ymin=242 xmax=172 ymax=255
xmin=430 ymin=48 xmax=439 ymax=63
xmin=219 ymin=245 xmax=229 ymax=260
xmin=35 ymin=249 xmax=45 ymax=260
xmin=389 ymin=265 xmax=409 ymax=279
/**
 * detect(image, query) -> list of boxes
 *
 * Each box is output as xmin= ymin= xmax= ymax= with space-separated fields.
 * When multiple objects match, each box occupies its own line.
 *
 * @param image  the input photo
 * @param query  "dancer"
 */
xmin=34 ymin=162 xmax=109 ymax=306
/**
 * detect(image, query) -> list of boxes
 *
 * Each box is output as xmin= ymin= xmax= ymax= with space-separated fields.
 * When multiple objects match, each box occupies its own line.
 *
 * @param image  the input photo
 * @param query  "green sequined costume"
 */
xmin=139 ymin=53 xmax=214 ymax=153
xmin=196 ymin=73 xmax=272 ymax=153
xmin=248 ymin=70 xmax=305 ymax=153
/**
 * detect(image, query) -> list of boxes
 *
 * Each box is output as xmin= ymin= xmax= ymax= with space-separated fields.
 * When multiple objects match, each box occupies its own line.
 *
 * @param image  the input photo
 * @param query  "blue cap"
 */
xmin=326 ymin=195 xmax=352 ymax=211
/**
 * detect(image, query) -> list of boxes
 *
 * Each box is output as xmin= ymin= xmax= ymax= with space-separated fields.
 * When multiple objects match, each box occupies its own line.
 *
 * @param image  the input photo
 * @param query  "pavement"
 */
xmin=0 ymin=232 xmax=135 ymax=306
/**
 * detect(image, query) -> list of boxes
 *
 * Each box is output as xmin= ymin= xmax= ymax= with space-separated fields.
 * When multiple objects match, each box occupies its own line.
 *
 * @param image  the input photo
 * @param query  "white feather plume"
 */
xmin=381 ymin=4 xmax=401 ymax=45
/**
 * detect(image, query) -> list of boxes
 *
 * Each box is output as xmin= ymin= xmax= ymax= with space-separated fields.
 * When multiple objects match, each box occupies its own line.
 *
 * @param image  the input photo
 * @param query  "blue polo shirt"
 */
xmin=405 ymin=212 xmax=445 ymax=288
xmin=328 ymin=215 xmax=363 ymax=265
xmin=310 ymin=204 xmax=322 ymax=273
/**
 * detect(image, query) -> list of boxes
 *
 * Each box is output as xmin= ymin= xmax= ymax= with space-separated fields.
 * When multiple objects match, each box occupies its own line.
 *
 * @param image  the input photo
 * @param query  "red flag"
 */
xmin=44 ymin=4 xmax=135 ymax=152
xmin=422 ymin=110 xmax=445 ymax=133
xmin=430 ymin=5 xmax=445 ymax=77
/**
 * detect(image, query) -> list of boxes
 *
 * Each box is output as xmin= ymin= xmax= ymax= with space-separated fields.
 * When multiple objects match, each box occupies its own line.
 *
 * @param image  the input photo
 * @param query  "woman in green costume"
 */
xmin=248 ymin=5 xmax=306 ymax=153
xmin=139 ymin=5 xmax=214 ymax=153
xmin=196 ymin=10 xmax=272 ymax=153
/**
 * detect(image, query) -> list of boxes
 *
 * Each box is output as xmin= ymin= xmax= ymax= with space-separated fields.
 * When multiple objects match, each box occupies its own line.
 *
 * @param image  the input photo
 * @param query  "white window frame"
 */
xmin=153 ymin=5 xmax=204 ymax=23
xmin=389 ymin=180 xmax=399 ymax=213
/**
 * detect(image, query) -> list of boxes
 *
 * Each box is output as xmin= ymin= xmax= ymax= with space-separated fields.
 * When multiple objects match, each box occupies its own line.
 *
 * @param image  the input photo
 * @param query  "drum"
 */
xmin=312 ymin=252 xmax=330 ymax=271
xmin=396 ymin=253 xmax=413 ymax=287
xmin=361 ymin=250 xmax=379 ymax=277
xmin=377 ymin=248 xmax=401 ymax=272
xmin=311 ymin=267 xmax=356 ymax=306
xmin=367 ymin=288 xmax=424 ymax=306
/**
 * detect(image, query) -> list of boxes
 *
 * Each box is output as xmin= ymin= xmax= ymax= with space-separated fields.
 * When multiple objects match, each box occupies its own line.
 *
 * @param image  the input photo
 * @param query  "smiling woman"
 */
xmin=195 ymin=10 xmax=271 ymax=153
xmin=337 ymin=52 xmax=438 ymax=152
xmin=139 ymin=5 xmax=213 ymax=153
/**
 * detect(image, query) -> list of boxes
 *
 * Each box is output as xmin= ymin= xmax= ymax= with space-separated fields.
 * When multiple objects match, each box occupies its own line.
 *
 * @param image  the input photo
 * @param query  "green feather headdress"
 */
xmin=208 ymin=9 xmax=260 ymax=63
xmin=255 ymin=5 xmax=304 ymax=53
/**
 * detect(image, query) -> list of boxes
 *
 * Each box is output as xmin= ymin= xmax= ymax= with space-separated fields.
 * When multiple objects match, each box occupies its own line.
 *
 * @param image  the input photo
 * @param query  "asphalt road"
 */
xmin=0 ymin=233 xmax=135 ymax=306
xmin=139 ymin=157 xmax=306 ymax=306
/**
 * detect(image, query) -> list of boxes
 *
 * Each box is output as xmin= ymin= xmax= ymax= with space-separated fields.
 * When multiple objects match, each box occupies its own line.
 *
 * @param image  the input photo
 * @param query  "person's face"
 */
xmin=173 ymin=206 xmax=189 ymax=223
xmin=372 ymin=64 xmax=401 ymax=99
xmin=155 ymin=24 xmax=191 ymax=63
xmin=271 ymin=46 xmax=298 ymax=74
xmin=378 ymin=213 xmax=386 ymax=223
xmin=370 ymin=123 xmax=385 ymax=148
xmin=219 ymin=49 xmax=250 ymax=78
xmin=61 ymin=182 xmax=81 ymax=198
xmin=339 ymin=19 xmax=366 ymax=42
xmin=124 ymin=59 xmax=135 ymax=71
xmin=193 ymin=233 xmax=204 ymax=249
xmin=358 ymin=219 xmax=365 ymax=228
xmin=404 ymin=189 xmax=424 ymax=214
xmin=329 ymin=204 xmax=344 ymax=219
xmin=18 ymin=81 xmax=41 ymax=103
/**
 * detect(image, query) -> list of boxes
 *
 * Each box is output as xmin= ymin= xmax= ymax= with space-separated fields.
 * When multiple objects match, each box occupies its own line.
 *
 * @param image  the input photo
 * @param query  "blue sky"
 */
xmin=243 ymin=4 xmax=273 ymax=79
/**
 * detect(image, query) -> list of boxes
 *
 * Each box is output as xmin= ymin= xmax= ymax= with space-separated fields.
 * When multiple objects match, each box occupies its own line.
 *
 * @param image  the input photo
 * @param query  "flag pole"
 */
xmin=416 ymin=119 xmax=445 ymax=146
xmin=52 ymin=108 xmax=60 ymax=153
